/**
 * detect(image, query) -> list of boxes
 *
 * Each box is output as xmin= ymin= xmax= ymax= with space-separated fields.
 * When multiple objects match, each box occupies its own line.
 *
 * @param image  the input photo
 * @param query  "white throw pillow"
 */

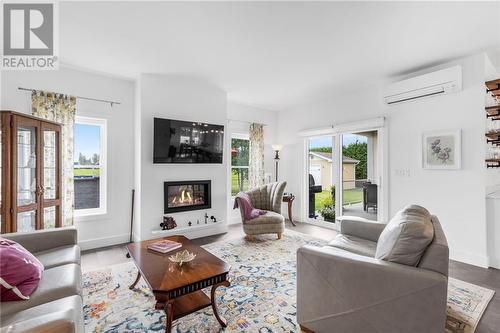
xmin=375 ymin=205 xmax=434 ymax=266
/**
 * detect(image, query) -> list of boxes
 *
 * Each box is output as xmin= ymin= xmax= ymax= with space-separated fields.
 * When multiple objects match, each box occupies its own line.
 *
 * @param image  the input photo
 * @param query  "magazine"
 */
xmin=147 ymin=240 xmax=182 ymax=254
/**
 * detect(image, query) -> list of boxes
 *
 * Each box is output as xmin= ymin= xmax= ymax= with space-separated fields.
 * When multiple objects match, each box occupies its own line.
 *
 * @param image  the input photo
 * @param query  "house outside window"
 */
xmin=74 ymin=116 xmax=107 ymax=216
xmin=231 ymin=134 xmax=250 ymax=196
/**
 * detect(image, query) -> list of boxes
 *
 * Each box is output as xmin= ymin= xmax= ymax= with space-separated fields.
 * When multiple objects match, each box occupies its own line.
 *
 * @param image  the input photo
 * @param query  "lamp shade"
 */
xmin=272 ymin=144 xmax=282 ymax=151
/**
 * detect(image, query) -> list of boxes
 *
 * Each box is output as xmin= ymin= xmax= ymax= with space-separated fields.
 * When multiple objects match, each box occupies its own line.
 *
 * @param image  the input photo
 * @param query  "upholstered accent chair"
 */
xmin=297 ymin=208 xmax=449 ymax=333
xmin=236 ymin=181 xmax=287 ymax=239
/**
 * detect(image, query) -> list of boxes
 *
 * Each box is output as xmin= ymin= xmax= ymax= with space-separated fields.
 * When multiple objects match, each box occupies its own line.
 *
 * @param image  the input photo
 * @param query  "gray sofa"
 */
xmin=1 ymin=227 xmax=84 ymax=333
xmin=236 ymin=181 xmax=287 ymax=239
xmin=297 ymin=214 xmax=449 ymax=333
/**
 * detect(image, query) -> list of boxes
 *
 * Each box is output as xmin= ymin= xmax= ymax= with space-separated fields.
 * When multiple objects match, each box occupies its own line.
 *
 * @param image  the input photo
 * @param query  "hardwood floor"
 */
xmin=81 ymin=222 xmax=499 ymax=333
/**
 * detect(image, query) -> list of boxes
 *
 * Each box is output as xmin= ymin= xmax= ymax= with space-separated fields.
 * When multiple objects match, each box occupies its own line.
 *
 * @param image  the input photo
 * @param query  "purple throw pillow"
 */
xmin=0 ymin=237 xmax=44 ymax=301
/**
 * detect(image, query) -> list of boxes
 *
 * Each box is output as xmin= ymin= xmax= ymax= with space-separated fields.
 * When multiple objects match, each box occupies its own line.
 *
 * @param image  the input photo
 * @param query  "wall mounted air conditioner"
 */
xmin=383 ymin=65 xmax=462 ymax=105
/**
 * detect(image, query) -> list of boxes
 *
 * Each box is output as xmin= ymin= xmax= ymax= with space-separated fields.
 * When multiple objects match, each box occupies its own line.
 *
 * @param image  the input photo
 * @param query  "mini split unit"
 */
xmin=383 ymin=65 xmax=462 ymax=105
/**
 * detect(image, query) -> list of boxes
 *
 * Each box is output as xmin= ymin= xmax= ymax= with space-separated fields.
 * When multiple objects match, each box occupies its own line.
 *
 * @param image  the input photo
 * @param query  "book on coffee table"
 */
xmin=148 ymin=240 xmax=182 ymax=253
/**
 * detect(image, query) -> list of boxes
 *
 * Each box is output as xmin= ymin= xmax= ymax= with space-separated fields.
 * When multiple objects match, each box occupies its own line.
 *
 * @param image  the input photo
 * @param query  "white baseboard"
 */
xmin=449 ymin=249 xmax=490 ymax=268
xmin=78 ymin=233 xmax=130 ymax=251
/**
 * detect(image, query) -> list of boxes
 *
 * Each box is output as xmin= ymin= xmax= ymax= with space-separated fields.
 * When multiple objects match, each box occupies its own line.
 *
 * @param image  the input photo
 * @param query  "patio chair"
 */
xmin=364 ymin=183 xmax=377 ymax=211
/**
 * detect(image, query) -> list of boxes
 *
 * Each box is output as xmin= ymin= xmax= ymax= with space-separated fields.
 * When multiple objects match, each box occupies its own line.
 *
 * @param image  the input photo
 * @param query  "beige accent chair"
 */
xmin=0 ymin=227 xmax=84 ymax=333
xmin=236 ymin=181 xmax=287 ymax=239
xmin=297 ymin=213 xmax=449 ymax=333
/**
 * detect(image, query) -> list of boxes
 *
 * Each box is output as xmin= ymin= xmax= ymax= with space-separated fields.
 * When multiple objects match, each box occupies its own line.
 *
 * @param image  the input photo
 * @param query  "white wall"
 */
xmin=136 ymin=74 xmax=228 ymax=240
xmin=1 ymin=67 xmax=136 ymax=250
xmin=277 ymin=54 xmax=491 ymax=267
xmin=226 ymin=102 xmax=279 ymax=223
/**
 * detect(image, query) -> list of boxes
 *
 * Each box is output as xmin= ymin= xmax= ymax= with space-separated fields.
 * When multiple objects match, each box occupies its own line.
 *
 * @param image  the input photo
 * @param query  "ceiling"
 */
xmin=60 ymin=1 xmax=500 ymax=110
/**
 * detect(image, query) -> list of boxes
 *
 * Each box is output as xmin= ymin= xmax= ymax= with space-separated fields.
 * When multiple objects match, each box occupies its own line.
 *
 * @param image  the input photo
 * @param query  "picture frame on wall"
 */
xmin=422 ymin=129 xmax=461 ymax=170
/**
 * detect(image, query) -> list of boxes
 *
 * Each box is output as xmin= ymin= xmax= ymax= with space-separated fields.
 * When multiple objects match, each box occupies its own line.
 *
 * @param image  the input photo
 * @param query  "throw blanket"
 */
xmin=234 ymin=192 xmax=267 ymax=221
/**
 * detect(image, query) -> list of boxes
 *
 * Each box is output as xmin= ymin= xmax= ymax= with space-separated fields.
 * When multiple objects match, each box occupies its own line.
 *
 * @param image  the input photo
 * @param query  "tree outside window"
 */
xmin=231 ymin=137 xmax=249 ymax=195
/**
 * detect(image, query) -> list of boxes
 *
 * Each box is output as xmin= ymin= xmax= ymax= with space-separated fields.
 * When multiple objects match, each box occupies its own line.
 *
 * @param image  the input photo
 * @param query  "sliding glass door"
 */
xmin=339 ymin=131 xmax=379 ymax=220
xmin=304 ymin=125 xmax=385 ymax=227
xmin=306 ymin=136 xmax=336 ymax=224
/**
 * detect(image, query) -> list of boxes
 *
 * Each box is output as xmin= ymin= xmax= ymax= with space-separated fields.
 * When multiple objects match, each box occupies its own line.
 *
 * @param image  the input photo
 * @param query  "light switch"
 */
xmin=395 ymin=169 xmax=411 ymax=177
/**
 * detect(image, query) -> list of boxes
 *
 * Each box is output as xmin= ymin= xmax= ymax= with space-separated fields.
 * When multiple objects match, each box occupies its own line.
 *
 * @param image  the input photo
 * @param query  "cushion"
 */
xmin=0 ymin=238 xmax=44 ymax=301
xmin=417 ymin=216 xmax=449 ymax=276
xmin=375 ymin=205 xmax=434 ymax=266
xmin=246 ymin=211 xmax=285 ymax=225
xmin=328 ymin=234 xmax=377 ymax=257
xmin=0 ymin=264 xmax=82 ymax=317
xmin=33 ymin=245 xmax=81 ymax=269
xmin=0 ymin=295 xmax=84 ymax=333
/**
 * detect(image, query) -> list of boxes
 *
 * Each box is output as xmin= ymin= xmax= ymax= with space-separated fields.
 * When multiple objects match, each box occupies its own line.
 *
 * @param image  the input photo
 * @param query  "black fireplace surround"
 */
xmin=164 ymin=180 xmax=211 ymax=214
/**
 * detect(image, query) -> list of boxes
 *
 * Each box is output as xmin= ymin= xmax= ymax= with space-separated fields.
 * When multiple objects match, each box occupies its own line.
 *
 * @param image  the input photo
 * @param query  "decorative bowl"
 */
xmin=169 ymin=250 xmax=196 ymax=266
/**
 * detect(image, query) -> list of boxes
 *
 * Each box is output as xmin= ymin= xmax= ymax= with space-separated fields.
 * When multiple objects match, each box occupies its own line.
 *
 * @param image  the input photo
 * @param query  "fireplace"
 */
xmin=164 ymin=180 xmax=211 ymax=213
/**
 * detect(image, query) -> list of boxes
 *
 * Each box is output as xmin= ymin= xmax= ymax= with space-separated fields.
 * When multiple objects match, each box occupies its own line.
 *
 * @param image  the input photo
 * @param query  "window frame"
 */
xmin=230 ymin=133 xmax=250 ymax=197
xmin=74 ymin=116 xmax=107 ymax=217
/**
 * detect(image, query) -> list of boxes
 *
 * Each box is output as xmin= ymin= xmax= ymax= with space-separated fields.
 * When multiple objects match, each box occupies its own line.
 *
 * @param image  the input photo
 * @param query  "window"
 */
xmin=231 ymin=134 xmax=250 ymax=196
xmin=74 ymin=116 xmax=107 ymax=216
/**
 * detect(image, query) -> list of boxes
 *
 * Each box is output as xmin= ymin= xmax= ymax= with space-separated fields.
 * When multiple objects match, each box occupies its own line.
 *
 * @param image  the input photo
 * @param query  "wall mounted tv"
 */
xmin=153 ymin=117 xmax=224 ymax=164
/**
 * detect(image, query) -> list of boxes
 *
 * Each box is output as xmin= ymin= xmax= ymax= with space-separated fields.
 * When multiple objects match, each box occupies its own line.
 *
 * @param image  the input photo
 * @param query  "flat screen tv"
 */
xmin=153 ymin=117 xmax=224 ymax=164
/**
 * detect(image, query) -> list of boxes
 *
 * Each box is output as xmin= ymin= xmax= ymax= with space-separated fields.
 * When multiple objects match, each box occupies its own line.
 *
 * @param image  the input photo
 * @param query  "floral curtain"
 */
xmin=32 ymin=91 xmax=76 ymax=226
xmin=249 ymin=123 xmax=265 ymax=189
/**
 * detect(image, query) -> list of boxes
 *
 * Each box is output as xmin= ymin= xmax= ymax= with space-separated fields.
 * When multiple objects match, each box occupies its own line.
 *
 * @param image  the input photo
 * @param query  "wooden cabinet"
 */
xmin=1 ymin=111 xmax=62 ymax=233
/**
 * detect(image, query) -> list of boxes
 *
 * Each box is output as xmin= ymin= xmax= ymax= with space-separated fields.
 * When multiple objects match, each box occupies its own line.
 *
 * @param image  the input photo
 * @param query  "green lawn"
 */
xmin=231 ymin=171 xmax=249 ymax=195
xmin=74 ymin=168 xmax=100 ymax=177
xmin=314 ymin=188 xmax=363 ymax=211
xmin=342 ymin=188 xmax=363 ymax=205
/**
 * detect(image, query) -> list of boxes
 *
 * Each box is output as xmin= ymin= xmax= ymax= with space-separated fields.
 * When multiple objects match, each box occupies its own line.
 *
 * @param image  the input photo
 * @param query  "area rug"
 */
xmin=446 ymin=278 xmax=495 ymax=333
xmin=83 ymin=231 xmax=494 ymax=333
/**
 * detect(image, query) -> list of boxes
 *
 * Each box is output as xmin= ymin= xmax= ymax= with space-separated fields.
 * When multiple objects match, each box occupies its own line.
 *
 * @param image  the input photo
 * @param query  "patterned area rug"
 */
xmin=83 ymin=231 xmax=494 ymax=333
xmin=446 ymin=278 xmax=495 ymax=333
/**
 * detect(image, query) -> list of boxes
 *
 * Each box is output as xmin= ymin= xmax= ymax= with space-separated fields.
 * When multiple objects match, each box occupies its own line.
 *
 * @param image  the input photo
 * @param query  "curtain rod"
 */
xmin=227 ymin=119 xmax=268 ymax=126
xmin=18 ymin=87 xmax=121 ymax=107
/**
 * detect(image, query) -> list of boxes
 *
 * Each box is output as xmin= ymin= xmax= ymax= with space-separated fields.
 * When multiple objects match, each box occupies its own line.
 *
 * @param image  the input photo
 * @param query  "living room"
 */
xmin=0 ymin=1 xmax=499 ymax=333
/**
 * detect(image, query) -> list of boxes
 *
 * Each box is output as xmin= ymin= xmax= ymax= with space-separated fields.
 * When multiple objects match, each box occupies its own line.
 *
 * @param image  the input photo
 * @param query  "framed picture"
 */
xmin=422 ymin=129 xmax=461 ymax=169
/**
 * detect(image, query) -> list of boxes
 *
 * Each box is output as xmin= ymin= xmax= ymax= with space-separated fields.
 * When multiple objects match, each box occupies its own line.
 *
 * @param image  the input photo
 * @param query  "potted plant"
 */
xmin=319 ymin=204 xmax=336 ymax=222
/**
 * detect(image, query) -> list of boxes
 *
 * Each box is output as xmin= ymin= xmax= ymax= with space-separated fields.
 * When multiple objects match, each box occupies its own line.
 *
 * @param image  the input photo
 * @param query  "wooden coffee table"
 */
xmin=126 ymin=235 xmax=231 ymax=333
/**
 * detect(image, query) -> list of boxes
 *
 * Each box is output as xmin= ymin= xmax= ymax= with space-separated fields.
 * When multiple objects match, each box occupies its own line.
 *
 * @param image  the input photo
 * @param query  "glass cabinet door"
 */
xmin=41 ymin=124 xmax=61 ymax=229
xmin=16 ymin=119 xmax=39 ymax=232
xmin=1 ymin=113 xmax=62 ymax=234
xmin=17 ymin=210 xmax=36 ymax=232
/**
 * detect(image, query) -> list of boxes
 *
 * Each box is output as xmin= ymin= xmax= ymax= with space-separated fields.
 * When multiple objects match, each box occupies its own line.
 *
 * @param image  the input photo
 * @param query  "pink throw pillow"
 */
xmin=0 ymin=238 xmax=44 ymax=301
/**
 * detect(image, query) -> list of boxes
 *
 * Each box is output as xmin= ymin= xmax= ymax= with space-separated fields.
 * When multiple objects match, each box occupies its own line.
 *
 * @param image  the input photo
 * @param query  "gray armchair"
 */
xmin=297 ymin=214 xmax=449 ymax=333
xmin=1 ymin=227 xmax=84 ymax=333
xmin=235 ymin=181 xmax=286 ymax=239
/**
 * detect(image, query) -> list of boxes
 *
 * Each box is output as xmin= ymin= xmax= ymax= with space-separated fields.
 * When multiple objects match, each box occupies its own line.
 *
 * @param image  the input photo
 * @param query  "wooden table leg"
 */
xmin=164 ymin=300 xmax=174 ymax=333
xmin=288 ymin=198 xmax=297 ymax=226
xmin=211 ymin=280 xmax=230 ymax=327
xmin=129 ymin=271 xmax=141 ymax=290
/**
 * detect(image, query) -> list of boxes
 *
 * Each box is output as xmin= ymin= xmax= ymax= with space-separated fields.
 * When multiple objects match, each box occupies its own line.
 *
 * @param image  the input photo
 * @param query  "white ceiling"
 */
xmin=60 ymin=1 xmax=500 ymax=110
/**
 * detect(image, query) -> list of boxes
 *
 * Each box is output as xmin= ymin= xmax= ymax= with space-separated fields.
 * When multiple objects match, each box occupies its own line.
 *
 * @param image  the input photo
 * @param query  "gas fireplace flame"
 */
xmin=168 ymin=184 xmax=205 ymax=208
xmin=172 ymin=190 xmax=193 ymax=204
